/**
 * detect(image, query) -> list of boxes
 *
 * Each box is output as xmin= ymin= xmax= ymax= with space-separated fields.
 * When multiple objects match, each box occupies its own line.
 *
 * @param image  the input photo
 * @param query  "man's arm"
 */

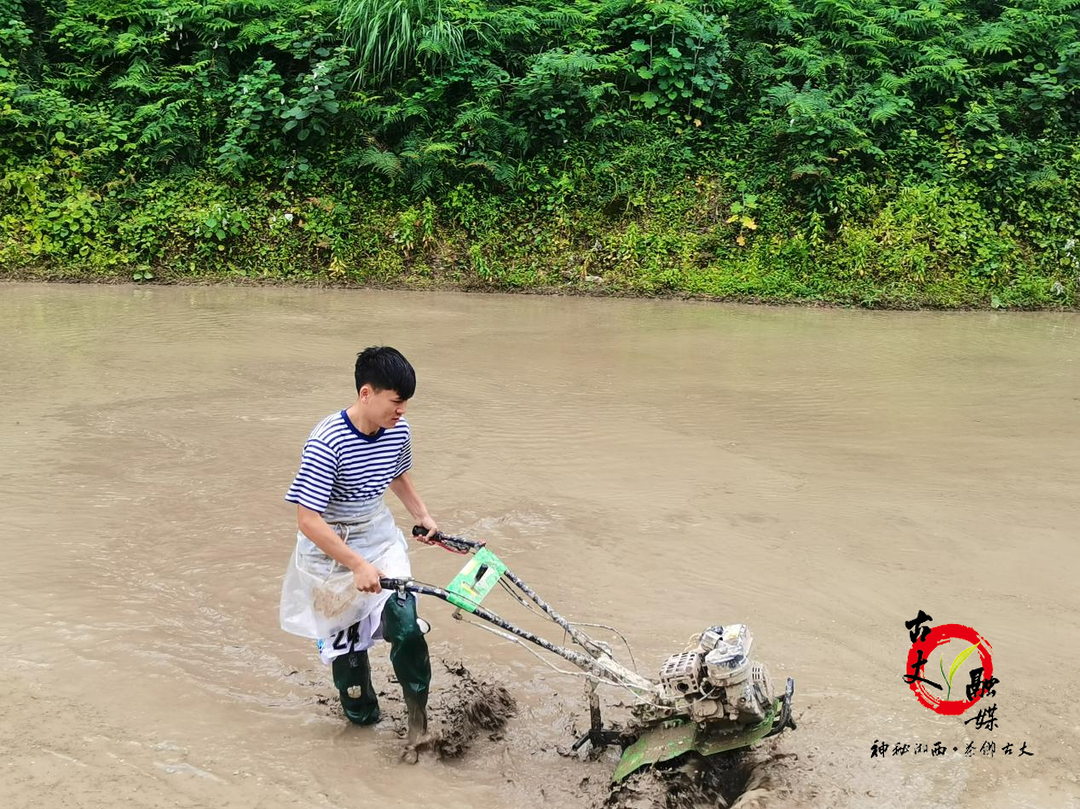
xmin=388 ymin=472 xmax=438 ymax=541
xmin=296 ymin=504 xmax=384 ymax=593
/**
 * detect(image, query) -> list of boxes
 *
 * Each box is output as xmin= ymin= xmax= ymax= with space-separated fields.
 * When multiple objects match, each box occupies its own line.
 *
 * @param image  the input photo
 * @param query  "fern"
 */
xmin=358 ymin=144 xmax=405 ymax=179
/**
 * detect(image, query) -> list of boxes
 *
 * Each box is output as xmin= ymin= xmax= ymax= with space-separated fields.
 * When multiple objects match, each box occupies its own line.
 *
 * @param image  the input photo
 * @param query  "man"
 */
xmin=279 ymin=346 xmax=437 ymax=761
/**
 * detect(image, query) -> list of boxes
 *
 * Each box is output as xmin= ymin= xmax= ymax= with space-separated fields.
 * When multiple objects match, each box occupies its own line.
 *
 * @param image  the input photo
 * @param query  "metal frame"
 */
xmin=381 ymin=528 xmax=795 ymax=754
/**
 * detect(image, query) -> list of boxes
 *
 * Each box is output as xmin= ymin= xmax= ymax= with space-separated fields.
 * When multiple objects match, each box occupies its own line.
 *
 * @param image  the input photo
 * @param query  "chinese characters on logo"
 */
xmin=872 ymin=610 xmax=1036 ymax=759
xmin=871 ymin=740 xmax=1034 ymax=758
xmin=903 ymin=610 xmax=995 ymax=716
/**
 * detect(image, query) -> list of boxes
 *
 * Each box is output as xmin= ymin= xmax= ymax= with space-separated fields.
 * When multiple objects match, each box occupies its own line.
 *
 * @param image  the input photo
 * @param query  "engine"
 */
xmin=657 ymin=624 xmax=774 ymax=726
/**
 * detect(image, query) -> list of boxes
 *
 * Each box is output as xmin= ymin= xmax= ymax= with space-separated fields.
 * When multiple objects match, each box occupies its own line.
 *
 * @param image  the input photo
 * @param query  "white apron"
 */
xmin=279 ymin=497 xmax=411 ymax=641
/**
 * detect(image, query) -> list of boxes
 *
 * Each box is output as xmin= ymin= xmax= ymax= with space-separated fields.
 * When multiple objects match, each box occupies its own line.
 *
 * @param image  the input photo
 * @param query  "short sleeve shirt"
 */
xmin=285 ymin=411 xmax=412 ymax=513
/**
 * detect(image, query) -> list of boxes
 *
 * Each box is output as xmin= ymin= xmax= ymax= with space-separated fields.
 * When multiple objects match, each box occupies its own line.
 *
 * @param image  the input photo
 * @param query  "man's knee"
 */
xmin=332 ymin=649 xmax=370 ymax=691
xmin=381 ymin=592 xmax=426 ymax=644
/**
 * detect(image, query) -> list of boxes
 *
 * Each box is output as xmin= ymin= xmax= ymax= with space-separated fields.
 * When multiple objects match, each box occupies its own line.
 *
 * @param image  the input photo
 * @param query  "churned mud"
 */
xmin=429 ymin=660 xmax=518 ymax=758
xmin=600 ymin=748 xmax=800 ymax=809
xmin=319 ymin=656 xmax=517 ymax=760
xmin=323 ymin=650 xmax=798 ymax=807
xmin=320 ymin=652 xmax=785 ymax=807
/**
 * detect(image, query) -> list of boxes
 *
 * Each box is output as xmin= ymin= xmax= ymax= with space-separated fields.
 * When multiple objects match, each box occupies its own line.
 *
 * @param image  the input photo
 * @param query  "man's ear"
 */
xmin=358 ymin=383 xmax=371 ymax=401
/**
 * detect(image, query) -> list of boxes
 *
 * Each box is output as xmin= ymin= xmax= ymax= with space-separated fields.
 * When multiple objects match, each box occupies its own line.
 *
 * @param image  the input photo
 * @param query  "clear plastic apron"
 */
xmin=279 ymin=497 xmax=411 ymax=640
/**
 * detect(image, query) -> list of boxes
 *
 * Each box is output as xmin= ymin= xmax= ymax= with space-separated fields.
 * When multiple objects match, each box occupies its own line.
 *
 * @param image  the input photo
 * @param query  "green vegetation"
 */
xmin=2 ymin=0 xmax=1079 ymax=307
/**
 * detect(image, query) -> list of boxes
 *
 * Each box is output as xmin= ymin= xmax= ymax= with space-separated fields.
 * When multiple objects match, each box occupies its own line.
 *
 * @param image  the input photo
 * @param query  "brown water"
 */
xmin=2 ymin=283 xmax=1079 ymax=809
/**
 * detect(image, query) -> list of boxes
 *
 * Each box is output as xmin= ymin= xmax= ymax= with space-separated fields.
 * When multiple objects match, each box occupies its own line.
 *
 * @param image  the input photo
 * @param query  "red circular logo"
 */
xmin=906 ymin=623 xmax=993 ymax=715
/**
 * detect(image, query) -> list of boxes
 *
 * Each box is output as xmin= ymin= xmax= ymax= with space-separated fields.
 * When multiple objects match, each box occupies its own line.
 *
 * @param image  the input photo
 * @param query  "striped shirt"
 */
xmin=285 ymin=410 xmax=413 ymax=513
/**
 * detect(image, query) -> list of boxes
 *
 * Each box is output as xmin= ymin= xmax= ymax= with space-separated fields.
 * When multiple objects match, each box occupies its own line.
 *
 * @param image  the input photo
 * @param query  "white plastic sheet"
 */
xmin=279 ymin=499 xmax=410 ymax=639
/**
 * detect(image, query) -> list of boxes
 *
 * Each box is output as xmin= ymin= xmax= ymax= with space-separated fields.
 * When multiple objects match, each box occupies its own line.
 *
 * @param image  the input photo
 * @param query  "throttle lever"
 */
xmin=411 ymin=525 xmax=485 ymax=553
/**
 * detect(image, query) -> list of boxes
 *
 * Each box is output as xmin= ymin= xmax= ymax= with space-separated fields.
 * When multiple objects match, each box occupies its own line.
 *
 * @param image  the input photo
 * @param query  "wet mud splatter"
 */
xmin=315 ymin=656 xmax=517 ymax=760
xmin=315 ymin=654 xmax=802 ymax=808
xmin=428 ymin=660 xmax=518 ymax=758
xmin=601 ymin=748 xmax=800 ymax=809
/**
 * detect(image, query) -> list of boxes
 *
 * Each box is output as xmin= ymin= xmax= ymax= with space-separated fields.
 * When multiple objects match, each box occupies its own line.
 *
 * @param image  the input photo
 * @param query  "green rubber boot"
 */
xmin=332 ymin=649 xmax=381 ymax=726
xmin=381 ymin=593 xmax=431 ymax=753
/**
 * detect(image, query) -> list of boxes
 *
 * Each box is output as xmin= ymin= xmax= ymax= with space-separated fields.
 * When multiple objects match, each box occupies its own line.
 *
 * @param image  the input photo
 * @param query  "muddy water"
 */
xmin=1 ymin=283 xmax=1079 ymax=809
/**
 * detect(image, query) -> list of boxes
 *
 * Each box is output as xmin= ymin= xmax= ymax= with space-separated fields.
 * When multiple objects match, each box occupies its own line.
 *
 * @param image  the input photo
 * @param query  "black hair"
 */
xmin=355 ymin=346 xmax=416 ymax=399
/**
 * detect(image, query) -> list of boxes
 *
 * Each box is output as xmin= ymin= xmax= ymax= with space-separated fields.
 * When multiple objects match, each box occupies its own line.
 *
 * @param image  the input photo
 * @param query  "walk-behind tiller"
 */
xmin=379 ymin=528 xmax=796 ymax=782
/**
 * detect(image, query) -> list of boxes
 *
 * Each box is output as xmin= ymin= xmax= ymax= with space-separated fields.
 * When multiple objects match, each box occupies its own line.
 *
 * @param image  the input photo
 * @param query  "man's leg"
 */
xmin=332 ymin=646 xmax=381 ymax=725
xmin=380 ymin=592 xmax=431 ymax=749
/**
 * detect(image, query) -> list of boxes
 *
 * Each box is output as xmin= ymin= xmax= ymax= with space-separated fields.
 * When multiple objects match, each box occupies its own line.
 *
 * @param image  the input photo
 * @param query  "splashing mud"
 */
xmin=320 ymin=656 xmax=517 ymax=759
xmin=346 ymin=653 xmax=791 ymax=807
xmin=430 ymin=660 xmax=518 ymax=758
xmin=601 ymin=748 xmax=799 ymax=809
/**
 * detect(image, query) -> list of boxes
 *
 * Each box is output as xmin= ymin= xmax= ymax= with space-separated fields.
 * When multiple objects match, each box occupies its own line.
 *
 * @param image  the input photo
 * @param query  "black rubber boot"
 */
xmin=332 ymin=648 xmax=381 ymax=726
xmin=380 ymin=593 xmax=431 ymax=756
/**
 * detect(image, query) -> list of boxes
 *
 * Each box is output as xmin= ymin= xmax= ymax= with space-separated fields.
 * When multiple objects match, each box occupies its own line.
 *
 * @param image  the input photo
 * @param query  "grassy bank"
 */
xmin=4 ymin=162 xmax=1078 ymax=309
xmin=3 ymin=1 xmax=1079 ymax=308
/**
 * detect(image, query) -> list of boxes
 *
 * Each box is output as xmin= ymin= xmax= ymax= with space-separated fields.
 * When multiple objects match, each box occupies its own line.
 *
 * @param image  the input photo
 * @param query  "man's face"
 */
xmin=360 ymin=385 xmax=408 ymax=429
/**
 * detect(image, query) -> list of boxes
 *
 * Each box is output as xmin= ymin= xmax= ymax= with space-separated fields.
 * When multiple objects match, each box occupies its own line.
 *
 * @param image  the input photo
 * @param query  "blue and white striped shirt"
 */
xmin=285 ymin=411 xmax=413 ymax=513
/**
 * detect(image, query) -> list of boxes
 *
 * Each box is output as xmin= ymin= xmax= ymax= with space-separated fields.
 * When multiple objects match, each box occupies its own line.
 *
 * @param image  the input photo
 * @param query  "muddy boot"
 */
xmin=381 ymin=593 xmax=432 ymax=762
xmin=332 ymin=649 xmax=380 ymax=726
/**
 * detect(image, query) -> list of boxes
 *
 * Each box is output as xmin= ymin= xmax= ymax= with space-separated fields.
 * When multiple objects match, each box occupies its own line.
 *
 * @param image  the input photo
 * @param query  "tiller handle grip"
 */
xmin=411 ymin=525 xmax=486 ymax=553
